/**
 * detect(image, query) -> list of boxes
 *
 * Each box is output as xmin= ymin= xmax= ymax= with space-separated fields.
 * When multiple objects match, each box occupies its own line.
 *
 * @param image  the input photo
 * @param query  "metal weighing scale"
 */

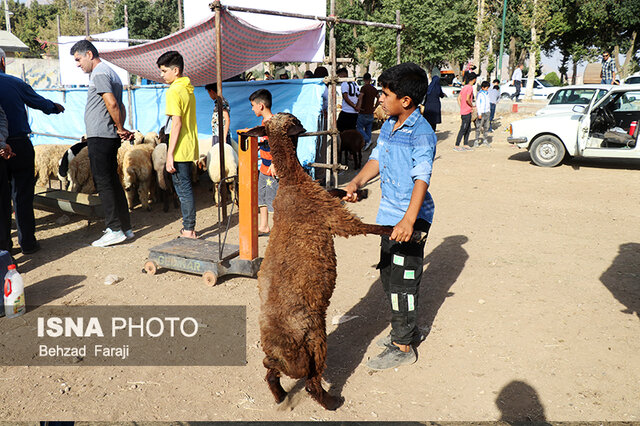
xmin=143 ymin=133 xmax=262 ymax=285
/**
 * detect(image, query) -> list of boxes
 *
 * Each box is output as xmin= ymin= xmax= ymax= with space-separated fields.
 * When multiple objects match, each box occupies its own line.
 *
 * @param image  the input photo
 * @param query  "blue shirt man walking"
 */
xmin=0 ymin=48 xmax=65 ymax=255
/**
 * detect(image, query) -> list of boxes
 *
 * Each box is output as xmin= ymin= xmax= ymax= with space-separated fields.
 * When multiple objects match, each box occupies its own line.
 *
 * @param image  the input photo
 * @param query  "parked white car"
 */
xmin=536 ymin=84 xmax=612 ymax=116
xmin=622 ymin=73 xmax=640 ymax=85
xmin=441 ymin=85 xmax=461 ymax=98
xmin=500 ymin=78 xmax=558 ymax=100
xmin=508 ymin=84 xmax=640 ymax=167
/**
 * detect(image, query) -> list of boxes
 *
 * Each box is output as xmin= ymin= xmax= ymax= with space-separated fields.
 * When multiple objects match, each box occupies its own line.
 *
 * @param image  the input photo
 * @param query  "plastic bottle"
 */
xmin=4 ymin=265 xmax=26 ymax=319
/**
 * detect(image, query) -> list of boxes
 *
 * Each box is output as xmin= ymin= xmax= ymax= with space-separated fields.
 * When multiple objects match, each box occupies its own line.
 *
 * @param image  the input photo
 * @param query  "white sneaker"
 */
xmin=91 ymin=228 xmax=127 ymax=247
xmin=124 ymin=229 xmax=135 ymax=240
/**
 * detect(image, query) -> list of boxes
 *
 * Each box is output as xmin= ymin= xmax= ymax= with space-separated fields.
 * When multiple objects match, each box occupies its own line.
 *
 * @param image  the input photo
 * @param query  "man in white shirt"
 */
xmin=336 ymin=68 xmax=360 ymax=132
xmin=511 ymin=63 xmax=524 ymax=102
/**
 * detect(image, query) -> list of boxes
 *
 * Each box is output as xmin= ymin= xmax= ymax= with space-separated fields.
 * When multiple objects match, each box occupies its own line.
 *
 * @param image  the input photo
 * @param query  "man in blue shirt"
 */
xmin=0 ymin=48 xmax=65 ymax=255
xmin=344 ymin=62 xmax=435 ymax=370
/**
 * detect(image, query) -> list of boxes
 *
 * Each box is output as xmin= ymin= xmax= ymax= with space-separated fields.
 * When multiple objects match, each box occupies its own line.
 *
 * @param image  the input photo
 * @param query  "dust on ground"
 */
xmin=1 ymin=106 xmax=639 ymax=421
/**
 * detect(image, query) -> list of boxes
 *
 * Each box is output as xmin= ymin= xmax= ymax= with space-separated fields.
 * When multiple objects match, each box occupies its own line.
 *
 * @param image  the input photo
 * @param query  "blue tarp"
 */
xmin=30 ymin=79 xmax=324 ymax=168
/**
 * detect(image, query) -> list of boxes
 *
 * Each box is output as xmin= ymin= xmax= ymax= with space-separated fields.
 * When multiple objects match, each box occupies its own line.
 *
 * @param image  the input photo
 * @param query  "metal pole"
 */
xmin=497 ymin=0 xmax=507 ymax=81
xmin=396 ymin=10 xmax=401 ymax=64
xmin=214 ymin=1 xmax=227 ymax=219
xmin=328 ymin=0 xmax=337 ymax=187
xmin=3 ymin=0 xmax=11 ymax=33
xmin=124 ymin=4 xmax=128 ymax=28
xmin=177 ymin=0 xmax=183 ymax=29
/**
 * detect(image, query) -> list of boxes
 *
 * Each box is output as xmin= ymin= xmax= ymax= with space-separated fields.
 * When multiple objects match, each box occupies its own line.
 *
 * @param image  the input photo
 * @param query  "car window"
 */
xmin=613 ymin=91 xmax=640 ymax=112
xmin=594 ymin=89 xmax=607 ymax=102
xmin=625 ymin=76 xmax=640 ymax=85
xmin=537 ymin=80 xmax=554 ymax=87
xmin=534 ymin=81 xmax=541 ymax=88
xmin=549 ymin=89 xmax=596 ymax=105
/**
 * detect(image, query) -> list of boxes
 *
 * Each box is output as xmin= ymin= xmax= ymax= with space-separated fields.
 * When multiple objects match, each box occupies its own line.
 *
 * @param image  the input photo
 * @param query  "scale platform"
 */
xmin=144 ymin=237 xmax=261 ymax=286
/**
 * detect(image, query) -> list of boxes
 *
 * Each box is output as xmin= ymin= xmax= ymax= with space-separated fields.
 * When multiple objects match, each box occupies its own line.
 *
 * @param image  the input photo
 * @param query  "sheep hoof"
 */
xmin=266 ymin=369 xmax=287 ymax=403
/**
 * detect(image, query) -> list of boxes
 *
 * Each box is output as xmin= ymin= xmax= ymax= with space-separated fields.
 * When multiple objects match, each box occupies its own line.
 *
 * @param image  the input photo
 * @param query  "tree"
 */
xmin=362 ymin=0 xmax=475 ymax=73
xmin=113 ymin=0 xmax=179 ymax=41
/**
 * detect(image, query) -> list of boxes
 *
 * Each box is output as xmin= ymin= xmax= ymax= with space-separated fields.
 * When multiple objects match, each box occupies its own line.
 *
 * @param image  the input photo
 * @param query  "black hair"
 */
xmin=378 ymin=62 xmax=428 ymax=107
xmin=363 ymin=72 xmax=372 ymax=81
xmin=492 ymin=79 xmax=500 ymax=84
xmin=336 ymin=68 xmax=348 ymax=76
xmin=204 ymin=83 xmax=218 ymax=93
xmin=156 ymin=51 xmax=184 ymax=74
xmin=303 ymin=70 xmax=314 ymax=78
xmin=70 ymin=40 xmax=99 ymax=59
xmin=464 ymin=72 xmax=477 ymax=84
xmin=249 ymin=89 xmax=272 ymax=109
xmin=313 ymin=66 xmax=328 ymax=78
xmin=481 ymin=81 xmax=490 ymax=88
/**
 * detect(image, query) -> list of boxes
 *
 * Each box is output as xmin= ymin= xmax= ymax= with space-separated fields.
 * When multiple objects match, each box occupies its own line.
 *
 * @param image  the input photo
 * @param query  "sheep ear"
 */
xmin=244 ymin=126 xmax=266 ymax=137
xmin=287 ymin=123 xmax=306 ymax=137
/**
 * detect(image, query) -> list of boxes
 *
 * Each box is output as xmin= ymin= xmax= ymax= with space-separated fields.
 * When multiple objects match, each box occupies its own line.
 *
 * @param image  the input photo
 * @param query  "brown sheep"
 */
xmin=339 ymin=129 xmax=364 ymax=169
xmin=246 ymin=113 xmax=398 ymax=411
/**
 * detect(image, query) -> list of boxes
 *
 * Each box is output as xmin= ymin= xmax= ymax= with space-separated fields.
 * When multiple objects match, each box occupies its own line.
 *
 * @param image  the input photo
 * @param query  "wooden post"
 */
xmin=57 ymin=14 xmax=62 ymax=88
xmin=214 ymin=1 xmax=228 ymax=219
xmin=237 ymin=132 xmax=259 ymax=261
xmin=124 ymin=4 xmax=128 ymax=28
xmin=85 ymin=9 xmax=90 ymax=37
xmin=177 ymin=0 xmax=183 ymax=29
xmin=328 ymin=0 xmax=337 ymax=187
xmin=396 ymin=10 xmax=401 ymax=65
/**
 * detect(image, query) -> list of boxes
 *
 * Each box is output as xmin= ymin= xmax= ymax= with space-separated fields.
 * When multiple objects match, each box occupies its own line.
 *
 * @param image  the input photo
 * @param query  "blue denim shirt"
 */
xmin=369 ymin=109 xmax=436 ymax=226
xmin=0 ymin=71 xmax=58 ymax=137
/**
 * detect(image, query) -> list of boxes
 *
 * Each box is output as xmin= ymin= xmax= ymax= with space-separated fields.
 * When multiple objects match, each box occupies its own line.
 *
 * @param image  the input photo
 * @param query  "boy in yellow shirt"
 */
xmin=157 ymin=51 xmax=199 ymax=238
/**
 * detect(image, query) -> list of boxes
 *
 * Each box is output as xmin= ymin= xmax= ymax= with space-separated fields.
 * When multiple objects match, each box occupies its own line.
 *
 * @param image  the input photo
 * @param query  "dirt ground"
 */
xmin=1 ymin=105 xmax=639 ymax=422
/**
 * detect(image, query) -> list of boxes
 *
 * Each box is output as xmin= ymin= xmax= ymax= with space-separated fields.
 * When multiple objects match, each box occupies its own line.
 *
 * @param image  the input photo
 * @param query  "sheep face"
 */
xmin=245 ymin=113 xmax=305 ymax=181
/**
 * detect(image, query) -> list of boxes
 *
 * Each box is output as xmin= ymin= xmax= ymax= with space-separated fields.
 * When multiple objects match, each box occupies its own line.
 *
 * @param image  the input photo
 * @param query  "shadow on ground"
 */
xmin=496 ymin=380 xmax=549 ymax=423
xmin=600 ymin=243 xmax=640 ymax=319
xmin=321 ymin=234 xmax=469 ymax=399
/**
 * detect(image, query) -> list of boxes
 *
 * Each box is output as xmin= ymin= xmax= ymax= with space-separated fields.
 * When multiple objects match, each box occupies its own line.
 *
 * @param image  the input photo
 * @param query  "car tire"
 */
xmin=529 ymin=135 xmax=566 ymax=167
xmin=501 ymin=93 xmax=511 ymax=99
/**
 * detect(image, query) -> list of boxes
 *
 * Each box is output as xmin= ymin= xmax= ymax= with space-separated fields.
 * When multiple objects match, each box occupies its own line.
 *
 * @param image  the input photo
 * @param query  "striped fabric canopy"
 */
xmin=100 ymin=8 xmax=323 ymax=86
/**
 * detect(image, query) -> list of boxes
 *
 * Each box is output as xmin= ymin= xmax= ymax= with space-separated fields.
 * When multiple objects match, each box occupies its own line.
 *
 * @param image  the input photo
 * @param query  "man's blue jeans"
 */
xmin=171 ymin=162 xmax=196 ymax=231
xmin=357 ymin=113 xmax=375 ymax=148
xmin=602 ymin=78 xmax=612 ymax=84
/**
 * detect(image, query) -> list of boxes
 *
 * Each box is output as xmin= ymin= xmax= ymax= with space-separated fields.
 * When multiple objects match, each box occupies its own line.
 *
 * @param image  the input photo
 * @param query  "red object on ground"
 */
xmin=512 ymin=103 xmax=518 ymax=113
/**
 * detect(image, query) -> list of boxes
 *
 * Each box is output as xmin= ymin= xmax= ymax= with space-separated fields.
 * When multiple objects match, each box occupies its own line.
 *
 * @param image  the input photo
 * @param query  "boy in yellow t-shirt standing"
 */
xmin=157 ymin=51 xmax=199 ymax=238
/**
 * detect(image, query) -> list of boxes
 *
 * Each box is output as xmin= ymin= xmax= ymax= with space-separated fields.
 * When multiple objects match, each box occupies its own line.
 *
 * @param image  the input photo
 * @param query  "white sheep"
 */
xmin=67 ymin=147 xmax=95 ymax=194
xmin=123 ymin=143 xmax=155 ymax=210
xmin=34 ymin=143 xmax=71 ymax=188
xmin=198 ymin=142 xmax=239 ymax=205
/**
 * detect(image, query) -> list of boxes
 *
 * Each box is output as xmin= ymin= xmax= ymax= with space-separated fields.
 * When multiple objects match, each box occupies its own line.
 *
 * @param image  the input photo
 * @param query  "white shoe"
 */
xmin=92 ymin=228 xmax=127 ymax=247
xmin=124 ymin=229 xmax=135 ymax=240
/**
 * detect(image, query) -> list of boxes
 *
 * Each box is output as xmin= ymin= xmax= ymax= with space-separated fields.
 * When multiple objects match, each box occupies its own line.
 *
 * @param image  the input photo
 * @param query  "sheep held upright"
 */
xmin=246 ymin=113 xmax=397 ymax=411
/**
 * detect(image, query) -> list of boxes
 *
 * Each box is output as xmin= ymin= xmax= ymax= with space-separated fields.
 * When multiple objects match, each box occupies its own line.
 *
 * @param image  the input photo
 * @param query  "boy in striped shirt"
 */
xmin=250 ymin=89 xmax=276 ymax=235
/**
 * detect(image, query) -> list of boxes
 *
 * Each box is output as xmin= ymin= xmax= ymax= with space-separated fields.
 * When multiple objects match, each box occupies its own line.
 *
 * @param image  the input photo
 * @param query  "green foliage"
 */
xmin=544 ymin=71 xmax=561 ymax=86
xmin=361 ymin=0 xmax=475 ymax=71
xmin=113 ymin=0 xmax=179 ymax=41
xmin=334 ymin=0 xmax=367 ymax=62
